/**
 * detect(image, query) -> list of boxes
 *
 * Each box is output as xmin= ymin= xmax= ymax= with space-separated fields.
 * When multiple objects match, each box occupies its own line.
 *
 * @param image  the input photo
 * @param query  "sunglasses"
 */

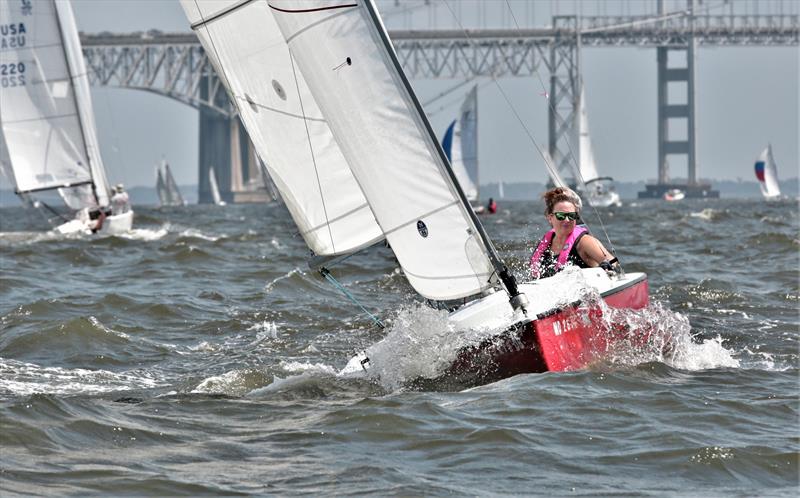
xmin=552 ymin=211 xmax=579 ymax=221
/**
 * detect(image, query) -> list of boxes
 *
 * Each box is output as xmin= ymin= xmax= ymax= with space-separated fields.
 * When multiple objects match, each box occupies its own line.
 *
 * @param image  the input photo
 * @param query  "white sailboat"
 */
xmin=754 ymin=144 xmax=782 ymax=200
xmin=0 ymin=0 xmax=133 ymax=234
xmin=441 ymin=85 xmax=479 ymax=203
xmin=575 ymin=82 xmax=621 ymax=207
xmin=208 ymin=166 xmax=226 ymax=206
xmin=181 ymin=0 xmax=651 ymax=386
xmin=156 ymin=159 xmax=185 ymax=207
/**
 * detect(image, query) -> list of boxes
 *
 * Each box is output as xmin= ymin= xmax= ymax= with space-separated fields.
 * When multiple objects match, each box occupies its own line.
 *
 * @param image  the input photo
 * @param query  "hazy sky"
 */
xmin=7 ymin=0 xmax=796 ymax=189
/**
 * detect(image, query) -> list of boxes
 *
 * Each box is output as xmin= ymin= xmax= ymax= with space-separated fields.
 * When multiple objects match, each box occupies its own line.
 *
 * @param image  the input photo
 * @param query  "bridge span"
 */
xmin=79 ymin=8 xmax=798 ymax=202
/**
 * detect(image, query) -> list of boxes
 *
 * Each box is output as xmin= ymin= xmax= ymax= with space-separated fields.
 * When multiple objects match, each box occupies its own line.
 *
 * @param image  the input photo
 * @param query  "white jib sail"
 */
xmin=577 ymin=82 xmax=600 ymax=184
xmin=755 ymin=145 xmax=781 ymax=198
xmin=451 ymin=84 xmax=478 ymax=202
xmin=181 ymin=0 xmax=382 ymax=256
xmin=0 ymin=0 xmax=109 ymax=209
xmin=270 ymin=0 xmax=496 ymax=300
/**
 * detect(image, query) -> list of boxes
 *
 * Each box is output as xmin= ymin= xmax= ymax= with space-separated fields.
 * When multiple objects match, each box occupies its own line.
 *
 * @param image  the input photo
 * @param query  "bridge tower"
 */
xmin=640 ymin=0 xmax=719 ymax=198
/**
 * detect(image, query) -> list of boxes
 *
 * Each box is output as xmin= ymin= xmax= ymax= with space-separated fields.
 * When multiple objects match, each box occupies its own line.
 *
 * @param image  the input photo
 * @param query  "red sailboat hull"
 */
xmin=440 ymin=274 xmax=650 ymax=386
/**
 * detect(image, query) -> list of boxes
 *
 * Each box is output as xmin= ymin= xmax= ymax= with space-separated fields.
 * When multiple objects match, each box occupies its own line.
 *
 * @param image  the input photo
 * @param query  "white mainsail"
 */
xmin=163 ymin=161 xmax=185 ymax=206
xmin=574 ymin=82 xmax=620 ymax=207
xmin=182 ymin=0 xmax=382 ymax=257
xmin=208 ymin=166 xmax=225 ymax=206
xmin=269 ymin=0 xmax=498 ymax=300
xmin=754 ymin=145 xmax=781 ymax=199
xmin=442 ymin=85 xmax=479 ymax=202
xmin=0 ymin=0 xmax=110 ymax=210
xmin=155 ymin=167 xmax=169 ymax=206
xmin=576 ymin=82 xmax=600 ymax=184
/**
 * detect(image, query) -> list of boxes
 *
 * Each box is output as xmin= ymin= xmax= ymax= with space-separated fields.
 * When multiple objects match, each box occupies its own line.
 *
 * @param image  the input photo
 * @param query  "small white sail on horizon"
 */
xmin=165 ymin=160 xmax=185 ymax=206
xmin=754 ymin=144 xmax=781 ymax=199
xmin=156 ymin=159 xmax=185 ymax=207
xmin=0 ymin=0 xmax=132 ymax=234
xmin=155 ymin=167 xmax=168 ymax=206
xmin=573 ymin=82 xmax=621 ymax=207
xmin=441 ymin=85 xmax=479 ymax=203
xmin=208 ymin=166 xmax=226 ymax=206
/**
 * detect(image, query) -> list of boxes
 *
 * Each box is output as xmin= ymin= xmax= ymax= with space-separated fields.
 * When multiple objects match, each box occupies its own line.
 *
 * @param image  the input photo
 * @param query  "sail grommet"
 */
xmin=416 ymin=220 xmax=428 ymax=238
xmin=271 ymin=80 xmax=286 ymax=100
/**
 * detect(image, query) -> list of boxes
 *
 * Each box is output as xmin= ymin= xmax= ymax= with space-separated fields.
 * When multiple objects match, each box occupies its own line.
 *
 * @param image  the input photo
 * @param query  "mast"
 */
xmin=362 ymin=1 xmax=526 ymax=311
xmin=51 ymin=0 xmax=100 ymax=207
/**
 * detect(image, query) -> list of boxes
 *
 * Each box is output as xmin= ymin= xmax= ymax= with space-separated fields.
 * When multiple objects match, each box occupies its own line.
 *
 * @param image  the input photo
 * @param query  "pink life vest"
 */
xmin=530 ymin=225 xmax=589 ymax=279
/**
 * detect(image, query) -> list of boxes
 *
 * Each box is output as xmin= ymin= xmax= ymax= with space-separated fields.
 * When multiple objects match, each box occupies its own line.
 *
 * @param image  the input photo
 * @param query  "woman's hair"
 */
xmin=542 ymin=187 xmax=582 ymax=215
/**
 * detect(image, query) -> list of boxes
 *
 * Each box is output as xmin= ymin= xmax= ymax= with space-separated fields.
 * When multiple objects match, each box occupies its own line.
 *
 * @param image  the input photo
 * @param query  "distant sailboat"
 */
xmin=156 ymin=159 xmax=185 ymax=207
xmin=208 ymin=166 xmax=226 ymax=206
xmin=155 ymin=167 xmax=168 ymax=206
xmin=754 ymin=144 xmax=781 ymax=200
xmin=575 ymin=83 xmax=621 ymax=207
xmin=0 ymin=0 xmax=133 ymax=234
xmin=181 ymin=0 xmax=652 ymax=387
xmin=441 ymin=85 xmax=479 ymax=203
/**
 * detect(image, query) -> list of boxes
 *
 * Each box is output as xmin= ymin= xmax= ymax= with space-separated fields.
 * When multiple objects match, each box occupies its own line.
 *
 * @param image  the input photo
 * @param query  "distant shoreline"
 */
xmin=0 ymin=178 xmax=797 ymax=206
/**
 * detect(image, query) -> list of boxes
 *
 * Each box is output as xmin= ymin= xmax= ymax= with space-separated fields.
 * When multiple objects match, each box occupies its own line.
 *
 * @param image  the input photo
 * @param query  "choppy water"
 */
xmin=1 ymin=198 xmax=798 ymax=496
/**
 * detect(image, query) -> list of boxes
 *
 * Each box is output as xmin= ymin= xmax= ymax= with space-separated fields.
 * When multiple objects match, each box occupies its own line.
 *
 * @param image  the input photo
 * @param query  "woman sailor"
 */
xmin=530 ymin=187 xmax=618 ymax=279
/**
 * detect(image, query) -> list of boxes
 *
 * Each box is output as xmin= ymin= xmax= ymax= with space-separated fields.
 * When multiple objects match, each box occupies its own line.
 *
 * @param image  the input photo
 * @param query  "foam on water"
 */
xmin=0 ymin=358 xmax=163 ymax=396
xmin=119 ymin=226 xmax=169 ymax=241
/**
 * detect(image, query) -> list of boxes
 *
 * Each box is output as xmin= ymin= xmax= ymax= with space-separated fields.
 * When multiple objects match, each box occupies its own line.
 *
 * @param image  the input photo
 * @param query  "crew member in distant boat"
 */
xmin=530 ymin=187 xmax=617 ymax=279
xmin=88 ymin=207 xmax=107 ymax=234
xmin=110 ymin=183 xmax=130 ymax=215
xmin=487 ymin=197 xmax=497 ymax=214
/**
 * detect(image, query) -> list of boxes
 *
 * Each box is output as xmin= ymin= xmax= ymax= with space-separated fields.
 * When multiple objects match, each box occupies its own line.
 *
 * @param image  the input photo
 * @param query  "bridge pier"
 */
xmin=640 ymin=0 xmax=719 ymax=199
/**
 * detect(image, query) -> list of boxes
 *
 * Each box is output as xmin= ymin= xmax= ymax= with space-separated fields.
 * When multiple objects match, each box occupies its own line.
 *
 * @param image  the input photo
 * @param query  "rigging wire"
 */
xmin=438 ymin=0 xmax=618 ymax=258
xmin=320 ymin=267 xmax=386 ymax=329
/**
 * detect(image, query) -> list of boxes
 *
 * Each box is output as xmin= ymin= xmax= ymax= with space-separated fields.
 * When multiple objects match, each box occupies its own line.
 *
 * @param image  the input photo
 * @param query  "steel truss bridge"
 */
xmin=81 ymin=9 xmax=798 ymax=202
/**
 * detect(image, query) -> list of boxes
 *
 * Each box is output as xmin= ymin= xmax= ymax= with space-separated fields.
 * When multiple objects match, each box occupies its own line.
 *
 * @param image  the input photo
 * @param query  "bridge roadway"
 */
xmin=78 ymin=14 xmax=797 ymax=203
xmin=80 ymin=14 xmax=798 ymax=115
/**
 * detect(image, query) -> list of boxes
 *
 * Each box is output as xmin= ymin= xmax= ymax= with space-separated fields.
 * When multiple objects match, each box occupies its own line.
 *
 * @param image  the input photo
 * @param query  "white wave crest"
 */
xmin=0 ymin=358 xmax=162 ymax=396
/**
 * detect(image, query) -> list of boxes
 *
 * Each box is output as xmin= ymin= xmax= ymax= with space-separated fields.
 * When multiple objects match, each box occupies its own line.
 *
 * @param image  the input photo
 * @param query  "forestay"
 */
xmin=0 ymin=0 xmax=109 ymax=209
xmin=442 ymin=84 xmax=479 ymax=202
xmin=270 ymin=0 xmax=497 ymax=300
xmin=181 ymin=0 xmax=382 ymax=256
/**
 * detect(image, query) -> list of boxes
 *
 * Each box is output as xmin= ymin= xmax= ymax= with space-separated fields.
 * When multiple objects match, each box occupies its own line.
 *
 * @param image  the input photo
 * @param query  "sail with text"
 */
xmin=0 ymin=0 xmax=111 ymax=211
